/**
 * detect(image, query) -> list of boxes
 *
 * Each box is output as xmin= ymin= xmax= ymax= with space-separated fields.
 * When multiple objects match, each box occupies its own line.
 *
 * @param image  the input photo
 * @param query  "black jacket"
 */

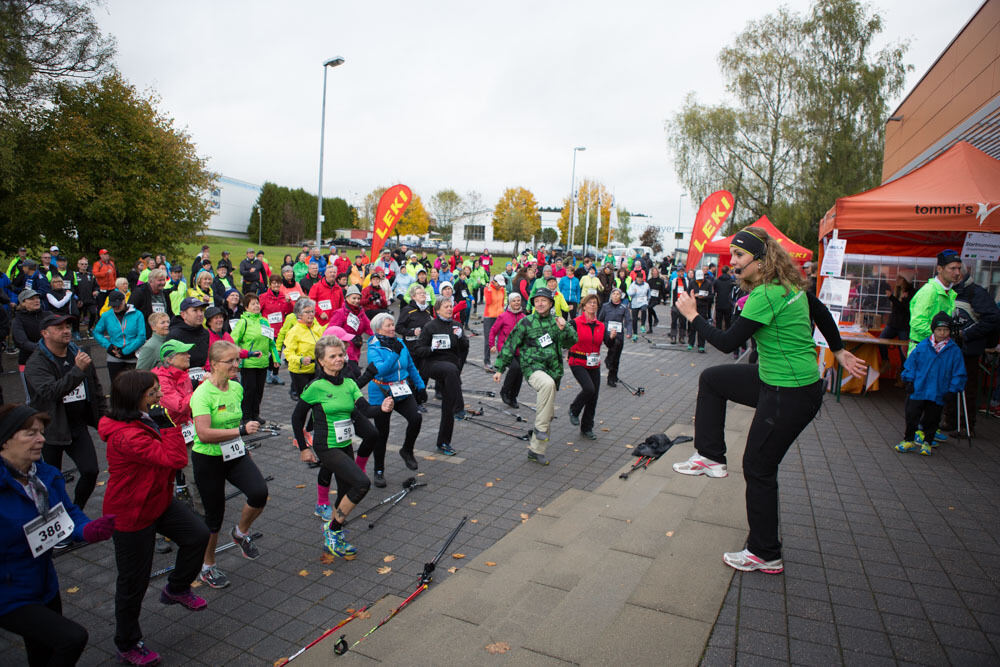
xmin=412 ymin=317 xmax=469 ymax=369
xmin=713 ymin=274 xmax=734 ymax=310
xmin=239 ymin=258 xmax=265 ymax=293
xmin=74 ymin=271 xmax=98 ymax=306
xmin=953 ymin=279 xmax=1000 ymax=357
xmin=647 ymin=277 xmax=666 ymax=306
xmin=129 ymin=283 xmax=176 ymax=336
xmin=12 ymin=309 xmax=45 ymax=365
xmin=299 ymin=274 xmax=321 ymax=297
xmin=168 ymin=319 xmax=210 ymax=369
xmin=397 ymin=302 xmax=433 ymax=342
xmin=24 ymin=340 xmax=105 ymax=445
xmin=211 ymin=276 xmax=238 ymax=308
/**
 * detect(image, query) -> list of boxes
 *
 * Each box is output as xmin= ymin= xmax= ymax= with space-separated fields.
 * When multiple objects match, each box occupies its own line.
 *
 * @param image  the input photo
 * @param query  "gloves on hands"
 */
xmin=905 ymin=382 xmax=915 ymax=395
xmin=148 ymin=404 xmax=175 ymax=430
xmin=82 ymin=514 xmax=116 ymax=543
xmin=357 ymin=362 xmax=378 ymax=388
xmin=416 ymin=388 xmax=428 ymax=404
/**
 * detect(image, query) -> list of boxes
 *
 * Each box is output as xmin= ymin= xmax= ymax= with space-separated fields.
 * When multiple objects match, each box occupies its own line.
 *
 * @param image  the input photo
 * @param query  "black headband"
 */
xmin=0 ymin=405 xmax=40 ymax=446
xmin=731 ymin=230 xmax=767 ymax=259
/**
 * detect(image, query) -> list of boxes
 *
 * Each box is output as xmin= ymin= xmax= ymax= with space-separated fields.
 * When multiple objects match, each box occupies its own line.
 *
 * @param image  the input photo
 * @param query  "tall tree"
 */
xmin=492 ymin=186 xmax=541 ymax=255
xmin=395 ymin=193 xmax=430 ymax=240
xmin=639 ymin=226 xmax=663 ymax=255
xmin=556 ymin=178 xmax=613 ymax=249
xmin=615 ymin=207 xmax=632 ymax=245
xmin=0 ymin=73 xmax=213 ymax=259
xmin=359 ymin=186 xmax=388 ymax=230
xmin=429 ymin=189 xmax=463 ymax=231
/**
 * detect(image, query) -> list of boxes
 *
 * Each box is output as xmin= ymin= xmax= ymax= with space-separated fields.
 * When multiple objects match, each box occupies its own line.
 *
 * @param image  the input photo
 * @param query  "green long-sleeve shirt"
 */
xmin=908 ymin=277 xmax=955 ymax=353
xmin=494 ymin=311 xmax=577 ymax=383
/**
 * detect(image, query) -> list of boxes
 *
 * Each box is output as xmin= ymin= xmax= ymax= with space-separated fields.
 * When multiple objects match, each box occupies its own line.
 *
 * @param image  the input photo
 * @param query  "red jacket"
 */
xmin=449 ymin=254 xmax=461 ymax=272
xmin=93 ymin=259 xmax=117 ymax=291
xmin=152 ymin=364 xmax=193 ymax=424
xmin=568 ymin=314 xmax=605 ymax=367
xmin=334 ymin=256 xmax=352 ymax=276
xmin=99 ymin=417 xmax=188 ymax=532
xmin=309 ymin=279 xmax=344 ymax=325
xmin=362 ymin=284 xmax=389 ymax=310
xmin=260 ymin=288 xmax=293 ymax=337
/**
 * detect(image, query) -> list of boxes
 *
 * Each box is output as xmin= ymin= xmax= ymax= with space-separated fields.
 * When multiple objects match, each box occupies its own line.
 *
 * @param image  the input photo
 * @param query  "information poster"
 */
xmin=820 ymin=239 xmax=847 ymax=277
xmin=961 ymin=232 xmax=1000 ymax=261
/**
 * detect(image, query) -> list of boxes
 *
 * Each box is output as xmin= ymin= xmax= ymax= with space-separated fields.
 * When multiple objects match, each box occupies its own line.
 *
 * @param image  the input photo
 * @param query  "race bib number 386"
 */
xmin=24 ymin=502 xmax=73 ymax=557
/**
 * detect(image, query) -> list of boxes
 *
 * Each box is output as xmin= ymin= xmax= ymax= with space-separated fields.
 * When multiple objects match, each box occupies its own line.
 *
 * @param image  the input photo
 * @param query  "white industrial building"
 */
xmin=205 ymin=175 xmax=261 ymax=238
xmin=450 ymin=206 xmax=564 ymax=253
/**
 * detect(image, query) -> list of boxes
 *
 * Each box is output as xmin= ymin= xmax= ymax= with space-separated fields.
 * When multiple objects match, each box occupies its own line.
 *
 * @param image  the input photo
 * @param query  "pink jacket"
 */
xmin=152 ymin=364 xmax=193 ymax=424
xmin=328 ymin=304 xmax=373 ymax=361
xmin=488 ymin=309 xmax=525 ymax=354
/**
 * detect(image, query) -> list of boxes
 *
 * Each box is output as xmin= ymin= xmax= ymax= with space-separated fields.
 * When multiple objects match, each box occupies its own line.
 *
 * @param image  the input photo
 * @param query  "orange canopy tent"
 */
xmin=702 ymin=215 xmax=813 ymax=267
xmin=818 ymin=141 xmax=1000 ymax=257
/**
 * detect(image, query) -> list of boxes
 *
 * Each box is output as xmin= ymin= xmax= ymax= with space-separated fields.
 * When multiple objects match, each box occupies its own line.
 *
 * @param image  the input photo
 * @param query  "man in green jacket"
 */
xmin=908 ymin=250 xmax=962 ymax=354
xmin=493 ymin=288 xmax=577 ymax=465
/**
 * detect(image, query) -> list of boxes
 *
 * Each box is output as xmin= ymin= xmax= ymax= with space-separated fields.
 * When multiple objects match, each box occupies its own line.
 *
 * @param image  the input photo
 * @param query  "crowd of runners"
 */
xmin=1 ymin=233 xmax=875 ymax=664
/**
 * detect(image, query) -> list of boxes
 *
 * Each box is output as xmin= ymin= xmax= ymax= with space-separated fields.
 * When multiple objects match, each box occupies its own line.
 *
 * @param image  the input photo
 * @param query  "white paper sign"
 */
xmin=813 ymin=310 xmax=841 ymax=349
xmin=333 ymin=419 xmax=354 ymax=443
xmin=818 ymin=278 xmax=850 ymax=308
xmin=267 ymin=312 xmax=283 ymax=324
xmin=431 ymin=334 xmax=451 ymax=350
xmin=389 ymin=381 xmax=412 ymax=397
xmin=961 ymin=231 xmax=1000 ymax=261
xmin=820 ymin=239 xmax=847 ymax=277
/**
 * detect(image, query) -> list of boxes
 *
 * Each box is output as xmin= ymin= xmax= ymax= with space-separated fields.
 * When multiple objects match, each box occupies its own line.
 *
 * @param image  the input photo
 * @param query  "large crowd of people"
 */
xmin=2 ymin=235 xmax=998 ymax=664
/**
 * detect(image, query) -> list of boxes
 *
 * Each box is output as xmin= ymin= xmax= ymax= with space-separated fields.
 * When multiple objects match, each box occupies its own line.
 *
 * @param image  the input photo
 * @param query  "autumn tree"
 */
xmin=359 ymin=186 xmax=388 ymax=230
xmin=541 ymin=228 xmax=559 ymax=245
xmin=639 ymin=226 xmax=663 ymax=255
xmin=429 ymin=189 xmax=463 ymax=231
xmin=0 ymin=73 xmax=213 ymax=259
xmin=492 ymin=186 xmax=541 ymax=255
xmin=615 ymin=207 xmax=632 ymax=245
xmin=396 ymin=193 xmax=430 ymax=241
xmin=556 ymin=179 xmax=613 ymax=250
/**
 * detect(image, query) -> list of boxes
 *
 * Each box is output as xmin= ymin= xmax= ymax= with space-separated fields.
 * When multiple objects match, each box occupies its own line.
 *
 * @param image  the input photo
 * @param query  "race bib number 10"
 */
xmin=220 ymin=437 xmax=246 ymax=461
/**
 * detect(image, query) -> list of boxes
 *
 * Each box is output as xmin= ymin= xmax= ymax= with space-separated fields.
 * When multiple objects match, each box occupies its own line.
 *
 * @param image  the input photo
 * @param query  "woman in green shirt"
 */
xmin=673 ymin=226 xmax=867 ymax=574
xmin=291 ymin=336 xmax=392 ymax=560
xmin=190 ymin=341 xmax=267 ymax=589
xmin=230 ymin=293 xmax=278 ymax=424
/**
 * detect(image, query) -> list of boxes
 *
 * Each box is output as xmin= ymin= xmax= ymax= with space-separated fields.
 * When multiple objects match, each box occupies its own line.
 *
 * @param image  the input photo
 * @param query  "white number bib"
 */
xmin=229 ymin=319 xmax=241 ymax=331
xmin=152 ymin=303 xmax=166 ymax=313
xmin=431 ymin=334 xmax=451 ymax=350
xmin=649 ymin=289 xmax=659 ymax=297
xmin=24 ymin=502 xmax=74 ymax=558
xmin=261 ymin=325 xmax=274 ymax=339
xmin=319 ymin=300 xmax=332 ymax=311
xmin=586 ymin=288 xmax=598 ymax=296
xmin=608 ymin=321 xmax=623 ymax=333
xmin=334 ymin=419 xmax=354 ymax=443
xmin=586 ymin=353 xmax=600 ymax=367
xmin=181 ymin=421 xmax=195 ymax=444
xmin=346 ymin=313 xmax=361 ymax=331
xmin=698 ymin=290 xmax=709 ymax=297
xmin=538 ymin=333 xmax=553 ymax=347
xmin=63 ymin=382 xmax=86 ymax=403
xmin=288 ymin=291 xmax=301 ymax=302
xmin=267 ymin=311 xmax=283 ymax=324
xmin=462 ymin=290 xmax=469 ymax=298
xmin=188 ymin=367 xmax=206 ymax=383
xmin=389 ymin=381 xmax=412 ymax=397
xmin=220 ymin=437 xmax=246 ymax=461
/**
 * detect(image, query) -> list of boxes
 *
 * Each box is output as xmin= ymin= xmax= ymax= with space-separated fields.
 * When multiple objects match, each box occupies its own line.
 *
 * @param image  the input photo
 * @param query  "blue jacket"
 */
xmin=93 ymin=305 xmax=147 ymax=355
xmin=901 ymin=337 xmax=967 ymax=405
xmin=0 ymin=461 xmax=91 ymax=616
xmin=366 ymin=335 xmax=426 ymax=404
xmin=559 ymin=275 xmax=581 ymax=304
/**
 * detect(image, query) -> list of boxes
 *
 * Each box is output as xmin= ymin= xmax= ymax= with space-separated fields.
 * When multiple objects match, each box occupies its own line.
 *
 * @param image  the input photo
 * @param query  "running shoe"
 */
xmin=527 ymin=451 xmax=549 ymax=466
xmin=374 ymin=470 xmax=386 ymax=488
xmin=272 ymin=375 xmax=285 ymax=385
xmin=199 ymin=565 xmax=230 ymax=589
xmin=117 ymin=641 xmax=161 ymax=665
xmin=723 ymin=549 xmax=784 ymax=574
xmin=231 ymin=527 xmax=261 ymax=560
xmin=569 ymin=410 xmax=580 ymax=426
xmin=582 ymin=430 xmax=597 ymax=440
xmin=894 ymin=440 xmax=918 ymax=453
xmin=920 ymin=442 xmax=933 ymax=456
xmin=934 ymin=430 xmax=947 ymax=444
xmin=399 ymin=449 xmax=418 ymax=470
xmin=698 ymin=348 xmax=706 ymax=353
xmin=913 ymin=430 xmax=941 ymax=449
xmin=640 ymin=326 xmax=646 ymax=334
xmin=315 ymin=504 xmax=333 ymax=521
xmin=159 ymin=585 xmax=207 ymax=611
xmin=154 ymin=536 xmax=172 ymax=554
xmin=437 ymin=443 xmax=457 ymax=456
xmin=672 ymin=453 xmax=728 ymax=478
xmin=687 ymin=345 xmax=694 ymax=351
xmin=454 ymin=409 xmax=468 ymax=420
xmin=324 ymin=524 xmax=357 ymax=560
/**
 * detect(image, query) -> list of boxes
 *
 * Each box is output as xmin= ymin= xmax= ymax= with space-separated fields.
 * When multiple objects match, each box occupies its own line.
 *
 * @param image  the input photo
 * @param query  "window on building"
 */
xmin=465 ymin=225 xmax=485 ymax=241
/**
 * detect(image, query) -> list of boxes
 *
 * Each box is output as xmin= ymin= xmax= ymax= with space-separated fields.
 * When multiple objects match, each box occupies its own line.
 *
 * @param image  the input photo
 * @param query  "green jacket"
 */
xmin=231 ymin=311 xmax=279 ymax=368
xmin=494 ymin=311 xmax=577 ymax=383
xmin=293 ymin=261 xmax=310 ymax=283
xmin=469 ymin=267 xmax=488 ymax=292
xmin=908 ymin=277 xmax=956 ymax=353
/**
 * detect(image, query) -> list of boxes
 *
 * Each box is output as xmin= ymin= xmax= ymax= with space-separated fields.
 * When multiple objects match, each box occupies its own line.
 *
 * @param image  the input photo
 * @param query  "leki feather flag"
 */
xmin=685 ymin=190 xmax=734 ymax=271
xmin=370 ymin=185 xmax=413 ymax=262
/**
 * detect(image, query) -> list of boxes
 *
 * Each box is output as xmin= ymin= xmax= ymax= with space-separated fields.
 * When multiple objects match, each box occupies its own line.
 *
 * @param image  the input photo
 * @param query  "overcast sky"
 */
xmin=96 ymin=0 xmax=985 ymax=233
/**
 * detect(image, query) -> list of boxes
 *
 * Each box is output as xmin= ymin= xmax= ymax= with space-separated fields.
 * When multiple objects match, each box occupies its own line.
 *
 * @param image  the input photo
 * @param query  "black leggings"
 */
xmin=694 ymin=364 xmax=823 ymax=561
xmin=112 ymin=500 xmax=210 ymax=650
xmin=424 ymin=359 xmax=463 ymax=446
xmin=316 ymin=444 xmax=371 ymax=508
xmin=904 ymin=398 xmax=944 ymax=441
xmin=605 ymin=335 xmax=623 ymax=382
xmin=648 ymin=304 xmax=660 ymax=328
xmin=569 ymin=365 xmax=601 ymax=432
xmin=0 ymin=594 xmax=88 ymax=666
xmin=42 ymin=427 xmax=98 ymax=511
xmin=501 ymin=355 xmax=523 ymax=399
xmin=191 ymin=451 xmax=269 ymax=533
xmin=319 ymin=412 xmax=379 ymax=485
xmin=670 ymin=306 xmax=687 ymax=340
xmin=631 ymin=307 xmax=647 ymax=329
xmin=240 ymin=366 xmax=267 ymax=422
xmin=367 ymin=395 xmax=422 ymax=468
xmin=291 ymin=371 xmax=312 ymax=398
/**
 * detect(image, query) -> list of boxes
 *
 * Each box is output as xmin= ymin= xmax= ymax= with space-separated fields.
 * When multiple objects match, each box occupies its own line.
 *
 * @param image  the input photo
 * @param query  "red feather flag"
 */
xmin=685 ymin=190 xmax=735 ymax=271
xmin=370 ymin=185 xmax=413 ymax=262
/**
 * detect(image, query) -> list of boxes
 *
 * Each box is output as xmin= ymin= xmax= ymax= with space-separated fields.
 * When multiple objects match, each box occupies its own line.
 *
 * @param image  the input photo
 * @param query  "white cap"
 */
xmin=695 ymin=270 xmax=704 ymax=280
xmin=439 ymin=281 xmax=454 ymax=292
xmin=493 ymin=274 xmax=506 ymax=287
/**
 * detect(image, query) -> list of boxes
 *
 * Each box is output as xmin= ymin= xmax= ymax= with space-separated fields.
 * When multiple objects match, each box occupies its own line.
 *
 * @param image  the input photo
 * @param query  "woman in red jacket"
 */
xmin=567 ymin=294 xmax=605 ymax=440
xmin=99 ymin=370 xmax=210 ymax=665
xmin=260 ymin=274 xmax=294 ymax=385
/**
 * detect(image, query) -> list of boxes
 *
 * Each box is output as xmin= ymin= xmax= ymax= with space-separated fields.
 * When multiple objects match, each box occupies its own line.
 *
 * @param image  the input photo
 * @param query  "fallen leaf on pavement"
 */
xmin=469 ymin=519 xmax=478 ymax=523
xmin=356 ymin=610 xmax=371 ymax=619
xmin=452 ymin=553 xmax=465 ymax=559
xmin=422 ymin=455 xmax=438 ymax=461
xmin=520 ymin=512 xmax=529 ymax=520
xmin=485 ymin=641 xmax=511 ymax=654
xmin=601 ymin=428 xmax=610 ymax=432
xmin=625 ymin=444 xmax=633 ymax=448
xmin=447 ymin=566 xmax=458 ymax=573
xmin=631 ymin=417 xmax=640 ymax=420
xmin=383 ymin=555 xmax=396 ymax=562
xmin=566 ymin=442 xmax=574 ymax=445
xmin=495 ymin=477 xmax=501 ymax=481
xmin=485 ymin=482 xmax=494 ymax=487
xmin=416 ymin=472 xmax=426 ymax=477
xmin=377 ymin=566 xmax=392 ymax=575
xmin=410 ymin=501 xmax=417 ymax=506
xmin=295 ymin=484 xmax=305 ymax=489
xmin=320 ymin=553 xmax=336 ymax=565
xmin=345 ymin=607 xmax=355 ymax=614
xmin=274 ymin=659 xmax=289 ymax=666
xmin=485 ymin=561 xmax=497 ymax=567
xmin=322 ymin=570 xmax=333 ymax=577
xmin=96 ymin=481 xmax=105 ymax=486
xmin=191 ymin=580 xmax=202 ymax=588
xmin=66 ymin=586 xmax=79 ymax=594
xmin=665 ymin=531 xmax=674 ymax=537
xmin=298 ymin=569 xmax=309 ymax=576
xmin=948 ymin=506 xmax=955 ymax=510
xmin=573 ymin=448 xmax=580 ymax=452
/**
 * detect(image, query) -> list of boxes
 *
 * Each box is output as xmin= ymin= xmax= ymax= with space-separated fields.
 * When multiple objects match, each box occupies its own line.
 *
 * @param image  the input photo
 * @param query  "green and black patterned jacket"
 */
xmin=494 ymin=311 xmax=577 ymax=383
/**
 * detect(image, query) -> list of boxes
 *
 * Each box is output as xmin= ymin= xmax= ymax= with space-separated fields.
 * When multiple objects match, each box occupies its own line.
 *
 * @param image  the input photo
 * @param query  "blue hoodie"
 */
xmin=92 ymin=304 xmax=147 ymax=356
xmin=901 ymin=336 xmax=966 ymax=405
xmin=365 ymin=335 xmax=426 ymax=404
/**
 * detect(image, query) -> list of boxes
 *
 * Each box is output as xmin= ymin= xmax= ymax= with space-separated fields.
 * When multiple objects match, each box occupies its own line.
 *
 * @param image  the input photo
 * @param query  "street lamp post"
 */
xmin=315 ymin=56 xmax=345 ymax=249
xmin=675 ymin=193 xmax=687 ymax=248
xmin=258 ymin=206 xmax=263 ymax=247
xmin=568 ymin=146 xmax=585 ymax=253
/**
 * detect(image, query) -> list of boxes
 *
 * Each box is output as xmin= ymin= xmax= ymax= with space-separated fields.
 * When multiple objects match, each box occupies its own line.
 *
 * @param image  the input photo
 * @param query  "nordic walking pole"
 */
xmin=278 ymin=601 xmax=373 ymax=664
xmin=478 ymin=400 xmax=525 ymax=422
xmin=366 ymin=478 xmax=426 ymax=530
xmin=150 ymin=532 xmax=263 ymax=578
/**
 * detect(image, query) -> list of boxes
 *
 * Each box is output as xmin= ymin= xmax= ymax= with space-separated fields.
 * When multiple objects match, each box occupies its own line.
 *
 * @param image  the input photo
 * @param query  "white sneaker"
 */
xmin=672 ymin=453 xmax=728 ymax=478
xmin=723 ymin=549 xmax=784 ymax=574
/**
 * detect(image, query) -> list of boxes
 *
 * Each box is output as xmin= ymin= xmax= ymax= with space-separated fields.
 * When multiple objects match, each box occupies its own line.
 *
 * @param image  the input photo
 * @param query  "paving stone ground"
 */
xmin=1 ymin=307 xmax=998 ymax=666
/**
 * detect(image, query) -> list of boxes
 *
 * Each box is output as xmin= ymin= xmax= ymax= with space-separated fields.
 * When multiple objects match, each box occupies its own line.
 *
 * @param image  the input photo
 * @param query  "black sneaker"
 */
xmin=569 ymin=411 xmax=580 ymax=426
xmin=437 ymin=443 xmax=457 ymax=456
xmin=501 ymin=394 xmax=519 ymax=409
xmin=582 ymin=430 xmax=597 ymax=440
xmin=527 ymin=451 xmax=549 ymax=466
xmin=231 ymin=527 xmax=261 ymax=560
xmin=607 ymin=379 xmax=617 ymax=388
xmin=417 ymin=405 xmax=428 ymax=414
xmin=155 ymin=536 xmax=173 ymax=554
xmin=374 ymin=470 xmax=386 ymax=488
xmin=399 ymin=449 xmax=419 ymax=471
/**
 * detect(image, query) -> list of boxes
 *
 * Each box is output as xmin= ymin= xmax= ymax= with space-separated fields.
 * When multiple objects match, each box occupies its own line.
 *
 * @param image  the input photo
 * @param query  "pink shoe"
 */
xmin=159 ymin=585 xmax=207 ymax=610
xmin=117 ymin=641 xmax=160 ymax=665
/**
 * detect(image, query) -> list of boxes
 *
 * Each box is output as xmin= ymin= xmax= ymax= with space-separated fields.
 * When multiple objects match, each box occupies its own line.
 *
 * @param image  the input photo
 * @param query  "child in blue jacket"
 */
xmin=897 ymin=311 xmax=966 ymax=456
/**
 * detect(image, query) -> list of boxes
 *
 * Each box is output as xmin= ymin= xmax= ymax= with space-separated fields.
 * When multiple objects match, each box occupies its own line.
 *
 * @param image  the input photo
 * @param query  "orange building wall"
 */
xmin=882 ymin=0 xmax=1000 ymax=181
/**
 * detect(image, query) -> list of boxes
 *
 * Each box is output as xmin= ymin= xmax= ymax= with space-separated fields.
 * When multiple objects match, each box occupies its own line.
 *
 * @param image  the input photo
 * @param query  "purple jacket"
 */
xmin=489 ymin=309 xmax=525 ymax=354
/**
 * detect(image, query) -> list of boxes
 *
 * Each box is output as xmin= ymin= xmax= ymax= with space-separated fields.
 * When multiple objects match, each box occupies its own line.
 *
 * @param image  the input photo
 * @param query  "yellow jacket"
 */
xmin=187 ymin=284 xmax=213 ymax=304
xmin=283 ymin=319 xmax=326 ymax=374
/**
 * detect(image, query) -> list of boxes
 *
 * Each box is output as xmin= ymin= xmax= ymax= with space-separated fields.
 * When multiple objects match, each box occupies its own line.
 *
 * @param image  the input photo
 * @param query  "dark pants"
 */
xmin=192 ymin=452 xmax=269 ymax=533
xmin=605 ymin=335 xmax=623 ymax=383
xmin=424 ymin=360 xmax=463 ymax=446
xmin=941 ymin=353 xmax=979 ymax=429
xmin=648 ymin=304 xmax=660 ymax=329
xmin=482 ymin=317 xmax=497 ymax=363
xmin=42 ymin=427 xmax=98 ymax=511
xmin=905 ymin=397 xmax=944 ymax=442
xmin=368 ymin=395 xmax=422 ymax=467
xmin=0 ymin=594 xmax=87 ymax=667
xmin=316 ymin=444 xmax=370 ymax=508
xmin=112 ymin=500 xmax=210 ymax=651
xmin=240 ymin=366 xmax=267 ymax=422
xmin=569 ymin=365 xmax=601 ymax=432
xmin=694 ymin=364 xmax=823 ymax=561
xmin=347 ymin=406 xmax=393 ymax=474
xmin=670 ymin=306 xmax=687 ymax=341
xmin=716 ymin=307 xmax=732 ymax=332
xmin=631 ymin=307 xmax=647 ymax=330
xmin=107 ymin=360 xmax=136 ymax=383
xmin=501 ymin=355 xmax=523 ymax=400
xmin=878 ymin=324 xmax=908 ymax=361
xmin=688 ymin=310 xmax=710 ymax=348
xmin=291 ymin=370 xmax=312 ymax=399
